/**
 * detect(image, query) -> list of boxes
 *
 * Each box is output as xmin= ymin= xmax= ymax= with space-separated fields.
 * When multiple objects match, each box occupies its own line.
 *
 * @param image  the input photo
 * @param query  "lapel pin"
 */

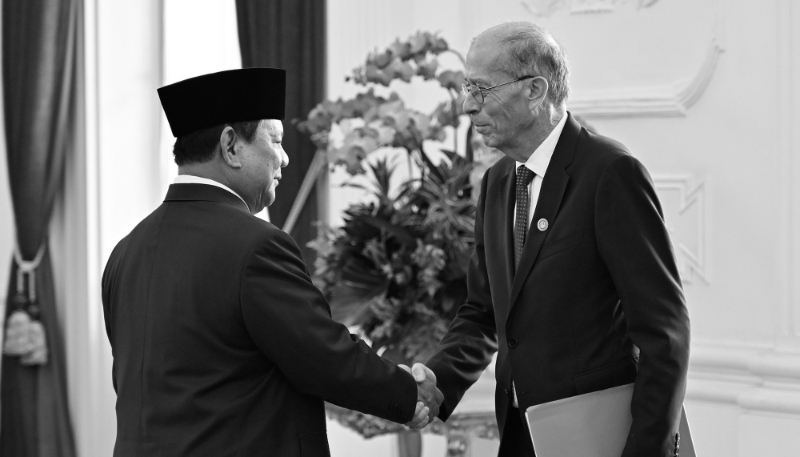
xmin=537 ymin=218 xmax=548 ymax=231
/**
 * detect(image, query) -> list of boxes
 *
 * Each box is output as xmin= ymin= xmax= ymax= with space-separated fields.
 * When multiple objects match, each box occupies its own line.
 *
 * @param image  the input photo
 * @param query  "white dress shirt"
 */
xmin=512 ymin=114 xmax=568 ymax=232
xmin=510 ymin=114 xmax=568 ymax=408
xmin=173 ymin=175 xmax=249 ymax=209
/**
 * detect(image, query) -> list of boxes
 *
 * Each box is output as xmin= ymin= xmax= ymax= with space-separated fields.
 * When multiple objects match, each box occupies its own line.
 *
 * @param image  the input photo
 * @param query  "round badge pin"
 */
xmin=537 ymin=218 xmax=548 ymax=231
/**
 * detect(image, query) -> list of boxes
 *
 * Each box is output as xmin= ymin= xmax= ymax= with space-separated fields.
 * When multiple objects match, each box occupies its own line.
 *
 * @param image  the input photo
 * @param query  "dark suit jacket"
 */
xmin=102 ymin=184 xmax=417 ymax=457
xmin=427 ymin=113 xmax=690 ymax=456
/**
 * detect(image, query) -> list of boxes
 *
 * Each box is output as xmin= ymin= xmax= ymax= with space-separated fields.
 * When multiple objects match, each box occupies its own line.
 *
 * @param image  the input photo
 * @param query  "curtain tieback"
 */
xmin=14 ymin=243 xmax=46 ymax=302
xmin=3 ymin=242 xmax=49 ymax=365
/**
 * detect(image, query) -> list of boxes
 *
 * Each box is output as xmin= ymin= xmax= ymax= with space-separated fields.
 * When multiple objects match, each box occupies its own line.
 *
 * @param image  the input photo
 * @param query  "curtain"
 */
xmin=1 ymin=0 xmax=79 ymax=455
xmin=235 ymin=0 xmax=327 ymax=268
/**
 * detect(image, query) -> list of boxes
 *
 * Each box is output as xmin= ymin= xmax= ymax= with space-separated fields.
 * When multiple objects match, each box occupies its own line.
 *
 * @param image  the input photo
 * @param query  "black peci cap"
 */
xmin=158 ymin=68 xmax=286 ymax=137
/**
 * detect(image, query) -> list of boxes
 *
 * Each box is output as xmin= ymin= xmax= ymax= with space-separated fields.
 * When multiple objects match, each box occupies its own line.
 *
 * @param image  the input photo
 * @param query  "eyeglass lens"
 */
xmin=462 ymin=84 xmax=484 ymax=103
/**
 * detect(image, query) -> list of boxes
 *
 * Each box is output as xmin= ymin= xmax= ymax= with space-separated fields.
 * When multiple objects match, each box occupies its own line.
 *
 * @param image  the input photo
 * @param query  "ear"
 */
xmin=219 ymin=126 xmax=243 ymax=169
xmin=526 ymin=76 xmax=549 ymax=111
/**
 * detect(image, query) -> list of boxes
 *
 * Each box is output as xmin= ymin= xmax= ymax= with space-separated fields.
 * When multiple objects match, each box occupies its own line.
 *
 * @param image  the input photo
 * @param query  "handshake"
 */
xmin=399 ymin=363 xmax=444 ymax=430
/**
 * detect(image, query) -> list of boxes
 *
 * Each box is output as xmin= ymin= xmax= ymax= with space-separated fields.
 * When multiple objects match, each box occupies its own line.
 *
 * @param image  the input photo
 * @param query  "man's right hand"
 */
xmin=399 ymin=363 xmax=444 ymax=430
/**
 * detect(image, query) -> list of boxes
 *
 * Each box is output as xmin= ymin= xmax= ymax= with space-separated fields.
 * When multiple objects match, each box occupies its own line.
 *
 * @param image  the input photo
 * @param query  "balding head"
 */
xmin=472 ymin=22 xmax=570 ymax=108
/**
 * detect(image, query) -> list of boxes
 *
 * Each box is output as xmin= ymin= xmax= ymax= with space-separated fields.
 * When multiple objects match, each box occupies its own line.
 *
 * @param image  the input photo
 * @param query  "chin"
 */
xmin=482 ymin=135 xmax=500 ymax=148
xmin=264 ymin=193 xmax=276 ymax=208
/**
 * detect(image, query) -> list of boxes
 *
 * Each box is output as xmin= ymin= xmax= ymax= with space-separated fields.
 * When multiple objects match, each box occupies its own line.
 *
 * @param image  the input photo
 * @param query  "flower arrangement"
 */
xmin=298 ymin=31 xmax=466 ymax=172
xmin=297 ymin=31 xmax=475 ymax=366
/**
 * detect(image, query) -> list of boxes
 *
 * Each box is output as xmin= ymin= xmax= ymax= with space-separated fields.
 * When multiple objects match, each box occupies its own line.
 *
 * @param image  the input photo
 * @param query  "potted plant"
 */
xmin=297 ymin=31 xmax=491 ymax=456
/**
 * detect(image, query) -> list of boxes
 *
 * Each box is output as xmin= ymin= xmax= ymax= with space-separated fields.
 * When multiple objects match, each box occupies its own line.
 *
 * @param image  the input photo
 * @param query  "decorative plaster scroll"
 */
xmin=521 ymin=0 xmax=567 ymax=17
xmin=653 ymin=175 xmax=709 ymax=284
xmin=570 ymin=1 xmax=616 ymax=14
xmin=521 ymin=0 xmax=659 ymax=16
xmin=523 ymin=0 xmax=727 ymax=118
xmin=570 ymin=37 xmax=724 ymax=118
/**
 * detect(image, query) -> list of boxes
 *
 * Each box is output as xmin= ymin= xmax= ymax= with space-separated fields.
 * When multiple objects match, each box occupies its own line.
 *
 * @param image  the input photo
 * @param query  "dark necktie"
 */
xmin=514 ymin=165 xmax=535 ymax=269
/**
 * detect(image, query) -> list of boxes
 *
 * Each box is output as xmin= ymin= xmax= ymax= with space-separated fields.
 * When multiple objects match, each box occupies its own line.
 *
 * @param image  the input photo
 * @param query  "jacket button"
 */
xmin=508 ymin=338 xmax=518 ymax=348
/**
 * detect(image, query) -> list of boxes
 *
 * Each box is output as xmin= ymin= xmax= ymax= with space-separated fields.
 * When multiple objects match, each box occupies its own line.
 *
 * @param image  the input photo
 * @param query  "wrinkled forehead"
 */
xmin=465 ymin=39 xmax=510 ymax=85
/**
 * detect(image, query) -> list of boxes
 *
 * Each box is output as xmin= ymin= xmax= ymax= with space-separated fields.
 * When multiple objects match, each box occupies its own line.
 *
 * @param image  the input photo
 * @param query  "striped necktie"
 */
xmin=514 ymin=165 xmax=535 ymax=269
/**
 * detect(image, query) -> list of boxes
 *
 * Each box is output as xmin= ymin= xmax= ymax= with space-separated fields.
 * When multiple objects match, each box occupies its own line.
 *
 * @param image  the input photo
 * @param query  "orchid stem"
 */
xmin=445 ymin=49 xmax=465 ymax=66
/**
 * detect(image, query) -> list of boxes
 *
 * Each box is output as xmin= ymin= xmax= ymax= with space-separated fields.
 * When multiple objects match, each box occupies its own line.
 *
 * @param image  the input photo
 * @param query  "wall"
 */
xmin=326 ymin=0 xmax=800 ymax=455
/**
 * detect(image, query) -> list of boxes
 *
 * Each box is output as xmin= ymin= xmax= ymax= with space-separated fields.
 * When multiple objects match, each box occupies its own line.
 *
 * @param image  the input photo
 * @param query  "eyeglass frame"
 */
xmin=461 ymin=75 xmax=537 ymax=104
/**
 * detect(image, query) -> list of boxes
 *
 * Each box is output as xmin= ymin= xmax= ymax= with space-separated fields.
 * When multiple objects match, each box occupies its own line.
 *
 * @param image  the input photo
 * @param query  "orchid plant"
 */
xmin=298 ymin=31 xmax=466 ymax=176
xmin=297 ymin=31 xmax=476 ymax=365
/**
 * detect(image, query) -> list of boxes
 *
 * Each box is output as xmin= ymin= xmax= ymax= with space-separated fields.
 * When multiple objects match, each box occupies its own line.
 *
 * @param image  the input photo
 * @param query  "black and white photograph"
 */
xmin=0 ymin=0 xmax=798 ymax=456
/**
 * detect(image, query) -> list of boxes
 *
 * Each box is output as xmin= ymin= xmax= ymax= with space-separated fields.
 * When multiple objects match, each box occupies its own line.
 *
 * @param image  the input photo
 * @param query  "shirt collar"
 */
xmin=173 ymin=175 xmax=249 ymax=209
xmin=515 ymin=114 xmax=568 ymax=178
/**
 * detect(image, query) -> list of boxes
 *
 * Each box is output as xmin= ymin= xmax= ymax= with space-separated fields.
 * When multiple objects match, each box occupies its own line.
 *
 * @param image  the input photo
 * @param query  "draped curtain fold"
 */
xmin=1 ymin=0 xmax=79 ymax=455
xmin=235 ymin=0 xmax=327 ymax=267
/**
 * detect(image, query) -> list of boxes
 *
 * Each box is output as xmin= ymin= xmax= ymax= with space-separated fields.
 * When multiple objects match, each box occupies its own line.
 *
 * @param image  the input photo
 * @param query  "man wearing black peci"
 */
xmin=101 ymin=68 xmax=442 ymax=457
xmin=412 ymin=22 xmax=690 ymax=456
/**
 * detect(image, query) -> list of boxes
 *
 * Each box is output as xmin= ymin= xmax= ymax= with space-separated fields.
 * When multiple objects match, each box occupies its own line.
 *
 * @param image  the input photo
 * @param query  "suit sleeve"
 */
xmin=425 ymin=170 xmax=499 ymax=420
xmin=101 ymin=240 xmax=125 ymax=394
xmin=239 ymin=227 xmax=418 ymax=424
xmin=595 ymin=154 xmax=690 ymax=456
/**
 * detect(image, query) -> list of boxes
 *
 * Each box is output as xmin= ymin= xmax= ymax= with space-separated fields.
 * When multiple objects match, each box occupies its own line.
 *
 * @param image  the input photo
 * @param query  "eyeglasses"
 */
xmin=461 ymin=76 xmax=536 ymax=104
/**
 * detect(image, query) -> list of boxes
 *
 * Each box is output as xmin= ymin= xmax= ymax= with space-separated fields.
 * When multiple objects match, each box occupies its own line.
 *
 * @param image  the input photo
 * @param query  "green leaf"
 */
xmin=352 ymin=214 xmax=417 ymax=247
xmin=328 ymin=283 xmax=387 ymax=326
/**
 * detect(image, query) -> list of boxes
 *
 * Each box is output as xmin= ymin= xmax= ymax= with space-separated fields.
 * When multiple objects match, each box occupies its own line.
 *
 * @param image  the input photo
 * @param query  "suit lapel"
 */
xmin=508 ymin=167 xmax=569 ymax=310
xmin=508 ymin=113 xmax=581 ymax=313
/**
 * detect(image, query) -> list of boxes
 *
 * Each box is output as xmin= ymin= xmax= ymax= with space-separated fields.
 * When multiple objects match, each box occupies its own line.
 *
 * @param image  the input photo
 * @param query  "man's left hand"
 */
xmin=399 ymin=363 xmax=443 ymax=429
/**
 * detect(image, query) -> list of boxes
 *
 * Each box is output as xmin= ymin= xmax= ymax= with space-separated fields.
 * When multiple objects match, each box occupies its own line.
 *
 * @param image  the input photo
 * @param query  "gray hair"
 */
xmin=488 ymin=22 xmax=570 ymax=107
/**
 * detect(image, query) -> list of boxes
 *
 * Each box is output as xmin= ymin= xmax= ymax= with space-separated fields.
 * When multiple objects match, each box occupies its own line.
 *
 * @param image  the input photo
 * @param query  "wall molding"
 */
xmin=776 ymin=0 xmax=800 ymax=347
xmin=688 ymin=341 xmax=800 ymax=416
xmin=571 ymin=36 xmax=724 ymax=118
xmin=566 ymin=0 xmax=726 ymax=118
xmin=652 ymin=175 xmax=708 ymax=284
xmin=521 ymin=0 xmax=660 ymax=17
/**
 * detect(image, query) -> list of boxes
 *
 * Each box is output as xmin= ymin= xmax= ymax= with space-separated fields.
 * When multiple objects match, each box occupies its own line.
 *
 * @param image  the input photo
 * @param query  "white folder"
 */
xmin=525 ymin=383 xmax=695 ymax=457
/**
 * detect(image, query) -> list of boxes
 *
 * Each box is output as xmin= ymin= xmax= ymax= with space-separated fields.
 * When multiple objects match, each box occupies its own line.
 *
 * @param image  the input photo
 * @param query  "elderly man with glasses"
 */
xmin=414 ymin=22 xmax=691 ymax=457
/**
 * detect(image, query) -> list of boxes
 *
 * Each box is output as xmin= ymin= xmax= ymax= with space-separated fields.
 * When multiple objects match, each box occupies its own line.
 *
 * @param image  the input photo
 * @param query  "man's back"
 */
xmin=110 ymin=67 xmax=432 ymax=456
xmin=104 ymin=184 xmax=373 ymax=456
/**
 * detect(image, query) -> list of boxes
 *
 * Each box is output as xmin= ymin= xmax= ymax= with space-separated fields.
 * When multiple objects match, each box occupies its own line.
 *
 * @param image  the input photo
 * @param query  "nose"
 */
xmin=281 ymin=148 xmax=289 ymax=167
xmin=463 ymin=94 xmax=480 ymax=116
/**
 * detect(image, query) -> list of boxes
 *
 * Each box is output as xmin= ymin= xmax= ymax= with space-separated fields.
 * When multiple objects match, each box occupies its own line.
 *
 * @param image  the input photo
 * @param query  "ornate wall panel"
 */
xmin=653 ymin=175 xmax=709 ymax=284
xmin=469 ymin=0 xmax=727 ymax=118
xmin=776 ymin=0 xmax=800 ymax=350
xmin=522 ymin=0 xmax=662 ymax=17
